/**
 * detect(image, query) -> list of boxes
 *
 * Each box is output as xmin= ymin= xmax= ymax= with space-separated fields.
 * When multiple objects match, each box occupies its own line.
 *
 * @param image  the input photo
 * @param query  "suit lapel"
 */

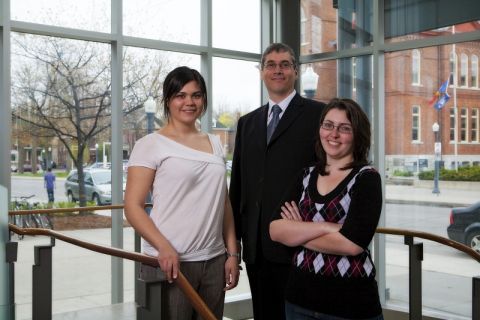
xmin=268 ymin=94 xmax=305 ymax=145
xmin=255 ymin=104 xmax=269 ymax=148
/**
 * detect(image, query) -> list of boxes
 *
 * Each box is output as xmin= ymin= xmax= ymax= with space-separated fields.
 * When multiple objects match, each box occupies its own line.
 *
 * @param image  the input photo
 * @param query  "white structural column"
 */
xmin=110 ymin=0 xmax=124 ymax=304
xmin=0 ymin=0 xmax=13 ymax=317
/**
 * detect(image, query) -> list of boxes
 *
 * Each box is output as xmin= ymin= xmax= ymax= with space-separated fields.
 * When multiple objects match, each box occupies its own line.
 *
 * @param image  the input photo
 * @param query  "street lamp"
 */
xmin=95 ymin=143 xmax=99 ymax=164
xmin=144 ymin=96 xmax=156 ymax=134
xmin=301 ymin=65 xmax=319 ymax=99
xmin=432 ymin=122 xmax=441 ymax=194
xmin=42 ymin=149 xmax=46 ymax=170
xmin=48 ymin=147 xmax=52 ymax=170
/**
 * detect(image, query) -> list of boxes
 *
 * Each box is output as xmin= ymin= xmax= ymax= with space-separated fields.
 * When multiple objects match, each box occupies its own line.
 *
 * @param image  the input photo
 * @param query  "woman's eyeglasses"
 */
xmin=320 ymin=122 xmax=353 ymax=134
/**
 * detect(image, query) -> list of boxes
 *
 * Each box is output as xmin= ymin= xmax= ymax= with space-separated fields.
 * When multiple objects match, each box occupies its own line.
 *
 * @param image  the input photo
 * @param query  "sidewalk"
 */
xmin=385 ymin=183 xmax=479 ymax=207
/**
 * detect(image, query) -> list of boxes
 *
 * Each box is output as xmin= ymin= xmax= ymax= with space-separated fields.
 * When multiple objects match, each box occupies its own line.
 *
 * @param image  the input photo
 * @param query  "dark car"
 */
xmin=447 ymin=201 xmax=480 ymax=253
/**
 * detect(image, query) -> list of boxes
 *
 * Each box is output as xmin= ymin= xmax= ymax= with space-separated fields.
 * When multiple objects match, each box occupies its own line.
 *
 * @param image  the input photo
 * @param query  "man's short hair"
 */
xmin=260 ymin=43 xmax=297 ymax=70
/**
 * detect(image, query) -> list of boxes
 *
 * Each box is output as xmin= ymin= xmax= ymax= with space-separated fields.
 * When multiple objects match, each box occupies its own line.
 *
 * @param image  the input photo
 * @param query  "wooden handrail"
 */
xmin=376 ymin=227 xmax=480 ymax=263
xmin=8 ymin=203 xmax=151 ymax=216
xmin=8 ymin=223 xmax=217 ymax=320
xmin=9 ymin=205 xmax=480 ymax=262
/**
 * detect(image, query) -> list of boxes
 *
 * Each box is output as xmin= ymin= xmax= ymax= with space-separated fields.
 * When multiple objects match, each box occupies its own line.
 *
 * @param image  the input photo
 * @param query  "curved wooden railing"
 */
xmin=8 ymin=204 xmax=216 ymax=320
xmin=9 ymin=205 xmax=480 ymax=262
xmin=376 ymin=227 xmax=480 ymax=262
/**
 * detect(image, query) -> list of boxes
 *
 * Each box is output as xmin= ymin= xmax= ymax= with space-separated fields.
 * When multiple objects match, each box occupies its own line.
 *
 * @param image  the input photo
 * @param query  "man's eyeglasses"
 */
xmin=320 ymin=121 xmax=353 ymax=134
xmin=263 ymin=61 xmax=294 ymax=71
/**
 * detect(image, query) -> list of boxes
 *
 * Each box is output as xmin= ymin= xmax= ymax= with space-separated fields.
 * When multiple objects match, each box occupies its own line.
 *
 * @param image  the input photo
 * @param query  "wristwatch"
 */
xmin=226 ymin=251 xmax=240 ymax=259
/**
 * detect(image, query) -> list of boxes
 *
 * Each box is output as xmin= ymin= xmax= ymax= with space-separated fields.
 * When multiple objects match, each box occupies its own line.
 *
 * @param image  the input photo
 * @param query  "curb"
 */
xmin=386 ymin=199 xmax=466 ymax=208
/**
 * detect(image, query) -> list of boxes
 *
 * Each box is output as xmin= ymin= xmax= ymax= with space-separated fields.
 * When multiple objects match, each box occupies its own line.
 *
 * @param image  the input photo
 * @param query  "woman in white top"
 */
xmin=125 ymin=66 xmax=239 ymax=319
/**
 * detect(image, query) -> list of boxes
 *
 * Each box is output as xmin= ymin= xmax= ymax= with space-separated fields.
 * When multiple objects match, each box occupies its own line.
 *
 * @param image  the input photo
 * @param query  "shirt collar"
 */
xmin=268 ymin=90 xmax=296 ymax=115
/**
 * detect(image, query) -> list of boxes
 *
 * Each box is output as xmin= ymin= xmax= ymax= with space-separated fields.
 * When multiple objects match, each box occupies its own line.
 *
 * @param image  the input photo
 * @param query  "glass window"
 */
xmin=11 ymin=32 xmax=111 ymax=206
xmin=123 ymin=0 xmax=200 ymax=45
xmin=122 ymin=47 xmax=201 ymax=153
xmin=385 ymin=0 xmax=480 ymax=43
xmin=304 ymin=56 xmax=372 ymax=109
xmin=212 ymin=0 xmax=260 ymax=53
xmin=471 ymin=55 xmax=478 ymax=87
xmin=460 ymin=53 xmax=468 ymax=87
xmin=212 ymin=57 xmax=261 ymax=157
xmin=384 ymin=41 xmax=480 ymax=317
xmin=412 ymin=49 xmax=421 ymax=85
xmin=11 ymin=0 xmax=110 ymax=32
xmin=460 ymin=107 xmax=468 ymax=141
xmin=412 ymin=105 xmax=421 ymax=142
xmin=450 ymin=107 xmax=456 ymax=142
xmin=450 ymin=51 xmax=457 ymax=86
xmin=300 ymin=0 xmax=373 ymax=55
xmin=300 ymin=7 xmax=307 ymax=45
xmin=471 ymin=108 xmax=479 ymax=142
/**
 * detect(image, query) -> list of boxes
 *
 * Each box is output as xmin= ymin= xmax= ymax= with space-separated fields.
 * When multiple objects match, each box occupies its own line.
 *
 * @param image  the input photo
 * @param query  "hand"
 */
xmin=224 ymin=256 xmax=240 ymax=291
xmin=280 ymin=201 xmax=302 ymax=221
xmin=157 ymin=244 xmax=179 ymax=283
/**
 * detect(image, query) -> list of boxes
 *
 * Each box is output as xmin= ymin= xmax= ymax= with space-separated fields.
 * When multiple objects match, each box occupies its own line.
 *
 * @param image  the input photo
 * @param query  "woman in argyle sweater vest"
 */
xmin=270 ymin=98 xmax=383 ymax=320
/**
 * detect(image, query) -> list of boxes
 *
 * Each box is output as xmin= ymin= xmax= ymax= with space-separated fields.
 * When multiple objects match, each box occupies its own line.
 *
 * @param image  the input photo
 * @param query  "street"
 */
xmin=11 ymin=175 xmax=67 ymax=203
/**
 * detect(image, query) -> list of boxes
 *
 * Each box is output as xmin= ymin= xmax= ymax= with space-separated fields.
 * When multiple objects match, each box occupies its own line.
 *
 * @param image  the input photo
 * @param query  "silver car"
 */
xmin=65 ymin=168 xmax=125 ymax=205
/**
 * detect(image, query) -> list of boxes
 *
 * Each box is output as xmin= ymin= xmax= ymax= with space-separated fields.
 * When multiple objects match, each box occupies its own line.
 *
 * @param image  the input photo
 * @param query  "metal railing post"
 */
xmin=473 ymin=276 xmax=480 ymax=320
xmin=404 ymin=235 xmax=423 ymax=320
xmin=4 ymin=242 xmax=17 ymax=320
xmin=136 ymin=277 xmax=164 ymax=319
xmin=32 ymin=239 xmax=54 ymax=320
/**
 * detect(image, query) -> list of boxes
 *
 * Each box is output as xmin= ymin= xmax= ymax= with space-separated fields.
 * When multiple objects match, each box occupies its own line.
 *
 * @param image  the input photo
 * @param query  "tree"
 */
xmin=217 ymin=112 xmax=236 ymax=128
xmin=11 ymin=33 xmax=167 ymax=207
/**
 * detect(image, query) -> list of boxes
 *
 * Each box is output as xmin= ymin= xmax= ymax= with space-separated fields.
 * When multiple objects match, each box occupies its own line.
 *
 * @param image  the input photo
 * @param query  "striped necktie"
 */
xmin=267 ymin=105 xmax=281 ymax=143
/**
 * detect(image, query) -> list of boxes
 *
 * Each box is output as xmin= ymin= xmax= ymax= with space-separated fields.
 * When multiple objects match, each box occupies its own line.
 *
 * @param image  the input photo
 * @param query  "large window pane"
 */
xmin=300 ymin=0 xmax=373 ymax=55
xmin=122 ymin=47 xmax=200 ymax=155
xmin=384 ymin=43 xmax=480 ymax=317
xmin=302 ymin=56 xmax=373 ymax=113
xmin=212 ymin=0 xmax=261 ymax=53
xmin=385 ymin=0 xmax=480 ymax=41
xmin=10 ymin=32 xmax=113 ymax=317
xmin=212 ymin=57 xmax=260 ymax=158
xmin=11 ymin=0 xmax=110 ymax=32
xmin=123 ymin=0 xmax=200 ymax=45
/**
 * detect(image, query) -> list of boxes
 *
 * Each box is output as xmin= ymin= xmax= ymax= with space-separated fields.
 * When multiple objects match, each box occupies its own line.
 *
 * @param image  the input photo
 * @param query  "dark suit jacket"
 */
xmin=229 ymin=93 xmax=325 ymax=264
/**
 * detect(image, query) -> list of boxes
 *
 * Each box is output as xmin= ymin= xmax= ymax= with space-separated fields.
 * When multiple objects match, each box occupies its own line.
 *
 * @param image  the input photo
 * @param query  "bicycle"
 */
xmin=9 ymin=195 xmax=53 ymax=240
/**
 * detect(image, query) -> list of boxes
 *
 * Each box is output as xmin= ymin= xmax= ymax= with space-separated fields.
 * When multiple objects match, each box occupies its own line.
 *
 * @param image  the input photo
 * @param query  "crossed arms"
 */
xmin=269 ymin=201 xmax=364 ymax=256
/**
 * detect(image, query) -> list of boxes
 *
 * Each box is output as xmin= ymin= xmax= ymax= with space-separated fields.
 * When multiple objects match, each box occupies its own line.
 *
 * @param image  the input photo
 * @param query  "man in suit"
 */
xmin=229 ymin=43 xmax=325 ymax=319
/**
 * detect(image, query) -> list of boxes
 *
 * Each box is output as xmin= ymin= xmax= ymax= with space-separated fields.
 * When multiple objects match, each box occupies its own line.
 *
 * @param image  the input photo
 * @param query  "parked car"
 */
xmin=447 ymin=201 xmax=480 ymax=253
xmin=64 ymin=168 xmax=126 ymax=205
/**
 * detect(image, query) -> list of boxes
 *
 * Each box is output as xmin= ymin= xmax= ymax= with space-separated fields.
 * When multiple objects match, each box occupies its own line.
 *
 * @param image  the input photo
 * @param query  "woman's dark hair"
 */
xmin=315 ymin=98 xmax=371 ymax=175
xmin=161 ymin=66 xmax=208 ymax=121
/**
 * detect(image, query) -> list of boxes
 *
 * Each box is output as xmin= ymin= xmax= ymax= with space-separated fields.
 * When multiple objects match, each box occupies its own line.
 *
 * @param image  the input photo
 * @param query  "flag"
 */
xmin=429 ymin=79 xmax=450 ymax=110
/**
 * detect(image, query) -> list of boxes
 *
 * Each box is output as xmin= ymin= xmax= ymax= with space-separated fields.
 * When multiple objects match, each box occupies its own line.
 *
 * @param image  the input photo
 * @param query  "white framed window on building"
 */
xmin=300 ymin=7 xmax=307 ymax=46
xmin=412 ymin=49 xmax=420 ymax=85
xmin=460 ymin=107 xmax=468 ymax=142
xmin=471 ymin=55 xmax=478 ymax=88
xmin=460 ymin=53 xmax=468 ymax=87
xmin=449 ymin=107 xmax=456 ymax=142
xmin=412 ymin=105 xmax=421 ymax=142
xmin=450 ymin=51 xmax=457 ymax=86
xmin=472 ymin=108 xmax=479 ymax=142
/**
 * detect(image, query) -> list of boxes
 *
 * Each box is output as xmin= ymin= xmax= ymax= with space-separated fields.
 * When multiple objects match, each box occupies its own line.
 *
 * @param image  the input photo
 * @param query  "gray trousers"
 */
xmin=139 ymin=254 xmax=226 ymax=320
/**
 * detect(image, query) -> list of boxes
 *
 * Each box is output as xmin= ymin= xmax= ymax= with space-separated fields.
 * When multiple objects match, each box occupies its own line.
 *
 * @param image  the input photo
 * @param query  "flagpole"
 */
xmin=453 ymin=25 xmax=458 ymax=171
